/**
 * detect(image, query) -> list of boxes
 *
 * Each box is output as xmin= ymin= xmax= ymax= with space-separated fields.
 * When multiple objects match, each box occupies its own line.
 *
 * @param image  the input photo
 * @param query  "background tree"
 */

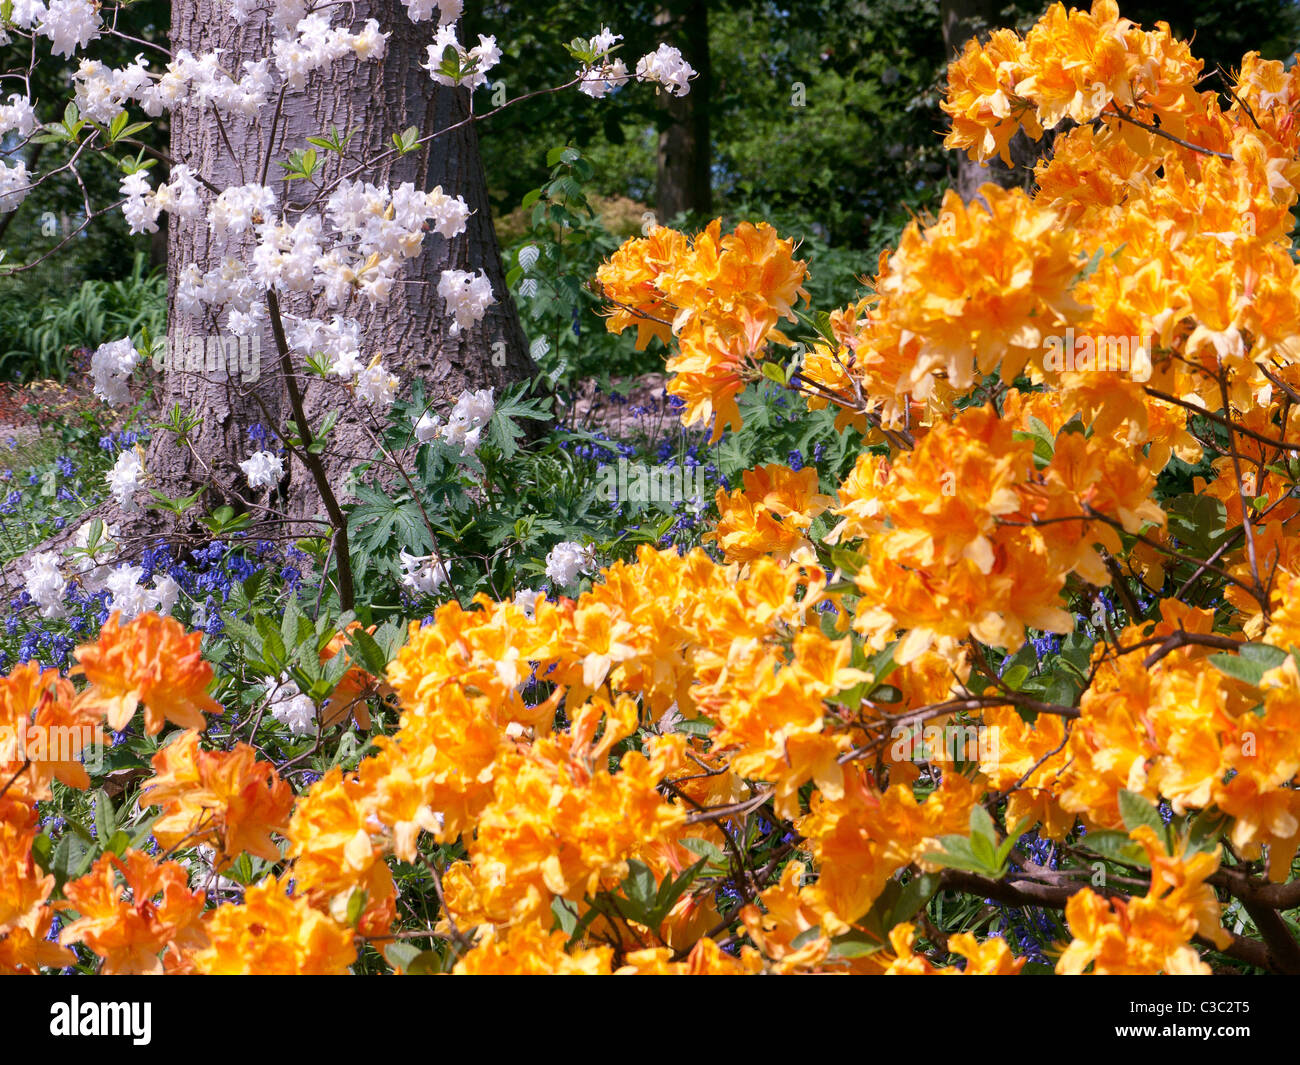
xmin=154 ymin=0 xmax=535 ymax=530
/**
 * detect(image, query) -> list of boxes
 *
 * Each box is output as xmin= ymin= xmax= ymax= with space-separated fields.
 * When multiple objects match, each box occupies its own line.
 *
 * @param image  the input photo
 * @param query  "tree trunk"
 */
xmin=654 ymin=0 xmax=712 ymax=222
xmin=147 ymin=0 xmax=535 ymax=532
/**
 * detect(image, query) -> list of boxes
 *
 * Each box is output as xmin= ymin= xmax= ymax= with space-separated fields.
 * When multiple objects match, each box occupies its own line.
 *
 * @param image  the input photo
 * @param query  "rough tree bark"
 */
xmin=148 ymin=0 xmax=535 ymax=531
xmin=654 ymin=0 xmax=712 ymax=221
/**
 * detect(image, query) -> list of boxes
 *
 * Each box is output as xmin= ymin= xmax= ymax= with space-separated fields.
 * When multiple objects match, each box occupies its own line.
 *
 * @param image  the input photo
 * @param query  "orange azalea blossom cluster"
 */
xmin=634 ymin=1 xmax=1300 ymax=485
xmin=596 ymin=219 xmax=809 ymax=441
xmin=142 ymin=730 xmax=294 ymax=870
xmin=10 ymin=2 xmax=1300 ymax=977
xmin=943 ymin=0 xmax=1201 ymax=166
xmin=982 ymin=600 xmax=1300 ymax=879
xmin=1057 ymin=827 xmax=1231 ymax=974
xmin=831 ymin=402 xmax=1164 ymax=662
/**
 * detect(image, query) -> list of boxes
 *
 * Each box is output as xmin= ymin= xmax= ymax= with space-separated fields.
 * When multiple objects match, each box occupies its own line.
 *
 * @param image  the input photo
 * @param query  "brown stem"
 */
xmin=266 ymin=290 xmax=355 ymax=611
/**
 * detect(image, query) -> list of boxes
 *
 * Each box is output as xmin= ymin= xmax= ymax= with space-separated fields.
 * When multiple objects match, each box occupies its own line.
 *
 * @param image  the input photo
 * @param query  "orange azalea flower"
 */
xmin=283 ymin=766 xmax=397 ymax=937
xmin=616 ymin=938 xmax=764 ymax=974
xmin=595 ymin=224 xmax=687 ymax=351
xmin=739 ymin=862 xmax=831 ymax=973
xmin=442 ymin=735 xmax=687 ymax=927
xmin=59 ymin=850 xmax=205 ymax=974
xmin=142 ymin=729 xmax=293 ymax=868
xmin=883 ymin=923 xmax=1024 ymax=974
xmin=708 ymin=463 xmax=832 ymax=565
xmin=875 ymin=185 xmax=1081 ymax=394
xmin=598 ymin=219 xmax=809 ymax=442
xmin=1057 ymin=824 xmax=1228 ymax=974
xmin=797 ymin=766 xmax=984 ymax=935
xmin=0 ymin=661 xmax=99 ymax=799
xmin=452 ymin=923 xmax=614 ymax=975
xmin=0 ymin=798 xmax=72 ymax=973
xmin=192 ymin=877 xmax=355 ymax=974
xmin=72 ymin=612 xmax=223 ymax=735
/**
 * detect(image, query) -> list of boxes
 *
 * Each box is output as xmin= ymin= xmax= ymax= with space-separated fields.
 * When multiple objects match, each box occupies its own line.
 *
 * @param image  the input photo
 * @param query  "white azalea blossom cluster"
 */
xmin=323 ymin=180 xmax=470 ymax=305
xmin=0 ymin=93 xmax=37 ymax=137
xmin=6 ymin=0 xmax=698 ymax=614
xmin=264 ymin=673 xmax=318 ymax=736
xmin=107 ymin=448 xmax=146 ymax=514
xmin=176 ymin=259 xmax=266 ymax=336
xmin=32 ymin=0 xmax=101 ymax=58
xmin=423 ymin=24 xmax=500 ymax=90
xmin=240 ymin=449 xmax=284 ymax=489
xmin=55 ymin=9 xmax=377 ymax=120
xmin=151 ymin=164 xmax=204 ymax=220
xmin=437 ymin=268 xmax=494 ymax=337
xmin=272 ymin=13 xmax=387 ymax=89
xmin=576 ymin=28 xmax=629 ymax=99
xmin=355 ymin=361 xmax=400 ymax=409
xmin=286 ymin=313 xmax=399 ymax=407
xmin=0 ymin=159 xmax=32 ymax=213
xmin=399 ymin=548 xmax=449 ymax=595
xmin=288 ymin=315 xmax=365 ymax=377
xmin=72 ymin=55 xmax=150 ymax=124
xmin=401 ymin=0 xmax=462 ymax=24
xmin=635 ymin=43 xmax=695 ymax=97
xmin=140 ymin=50 xmax=276 ymax=117
xmin=119 ymin=169 xmax=160 ymax=235
xmin=229 ymin=0 xmax=307 ymax=31
xmin=103 ymin=565 xmax=180 ymax=620
xmin=89 ymin=336 xmax=141 ymax=406
xmin=208 ymin=183 xmax=277 ymax=238
xmin=415 ymin=386 xmax=494 ymax=457
xmin=250 ymin=213 xmax=323 ymax=292
xmin=544 ymin=541 xmax=595 ymax=587
xmin=23 ymin=551 xmax=68 ymax=619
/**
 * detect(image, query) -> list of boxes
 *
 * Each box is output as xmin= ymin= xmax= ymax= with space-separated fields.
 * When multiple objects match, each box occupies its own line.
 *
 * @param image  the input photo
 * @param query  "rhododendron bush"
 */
xmin=6 ymin=0 xmax=1300 ymax=978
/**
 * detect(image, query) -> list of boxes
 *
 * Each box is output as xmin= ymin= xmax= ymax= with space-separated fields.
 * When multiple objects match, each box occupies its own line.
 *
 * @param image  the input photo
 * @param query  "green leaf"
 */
xmin=1164 ymin=494 xmax=1229 ymax=557
xmin=1075 ymin=829 xmax=1150 ymax=867
xmin=678 ymin=836 xmax=727 ymax=869
xmin=1002 ymin=663 xmax=1031 ymax=691
xmin=789 ymin=925 xmax=822 ymax=950
xmin=347 ymin=626 xmax=390 ymax=678
xmin=1117 ymin=789 xmax=1167 ymax=845
xmin=921 ymin=835 xmax=992 ymax=875
xmin=391 ymin=126 xmax=420 ymax=154
xmin=1209 ymin=643 xmax=1287 ymax=687
xmin=94 ymin=789 xmax=117 ymax=845
xmin=546 ymin=144 xmax=578 ymax=167
xmin=1186 ymin=809 xmax=1229 ymax=854
xmin=889 ymin=872 xmax=941 ymax=926
xmin=31 ymin=833 xmax=53 ymax=873
xmin=345 ymin=887 xmax=369 ymax=927
xmin=551 ymin=896 xmax=579 ymax=936
xmin=827 ymin=927 xmax=887 ymax=959
xmin=621 ymin=859 xmax=656 ymax=914
xmin=647 ymin=859 xmax=706 ymax=928
xmin=969 ymin=804 xmax=998 ymax=845
xmin=383 ymin=941 xmax=422 ymax=972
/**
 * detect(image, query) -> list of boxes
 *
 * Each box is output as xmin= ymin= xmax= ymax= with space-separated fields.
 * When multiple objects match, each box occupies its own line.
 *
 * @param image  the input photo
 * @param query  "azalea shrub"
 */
xmin=6 ymin=0 xmax=1300 ymax=977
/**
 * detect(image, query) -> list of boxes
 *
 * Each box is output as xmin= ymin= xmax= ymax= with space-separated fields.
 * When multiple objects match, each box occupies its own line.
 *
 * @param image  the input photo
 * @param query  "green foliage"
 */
xmin=0 ymin=253 xmax=165 ymax=382
xmin=505 ymin=144 xmax=655 ymax=395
